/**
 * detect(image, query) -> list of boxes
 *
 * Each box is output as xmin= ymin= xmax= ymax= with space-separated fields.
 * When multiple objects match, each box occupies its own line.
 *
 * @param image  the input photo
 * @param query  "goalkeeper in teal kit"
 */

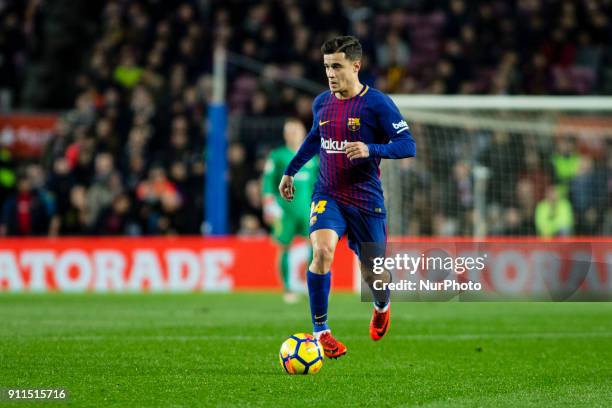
xmin=262 ymin=118 xmax=318 ymax=303
xmin=279 ymin=36 xmax=416 ymax=358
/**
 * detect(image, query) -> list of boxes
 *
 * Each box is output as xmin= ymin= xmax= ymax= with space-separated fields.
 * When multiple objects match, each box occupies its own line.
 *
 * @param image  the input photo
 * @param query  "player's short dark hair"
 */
xmin=320 ymin=36 xmax=362 ymax=61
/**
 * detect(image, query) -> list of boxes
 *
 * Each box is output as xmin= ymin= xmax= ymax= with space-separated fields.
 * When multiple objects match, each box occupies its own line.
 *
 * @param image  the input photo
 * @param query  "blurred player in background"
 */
xmin=262 ymin=118 xmax=318 ymax=303
xmin=279 ymin=36 xmax=416 ymax=358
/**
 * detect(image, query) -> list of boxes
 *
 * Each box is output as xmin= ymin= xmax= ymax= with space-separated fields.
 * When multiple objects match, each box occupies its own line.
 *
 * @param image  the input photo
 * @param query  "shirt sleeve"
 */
xmin=284 ymin=99 xmax=321 ymax=176
xmin=367 ymin=94 xmax=416 ymax=159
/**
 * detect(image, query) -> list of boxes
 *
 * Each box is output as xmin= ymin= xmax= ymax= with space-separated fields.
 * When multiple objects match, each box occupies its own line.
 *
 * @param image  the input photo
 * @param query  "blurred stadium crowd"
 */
xmin=0 ymin=0 xmax=610 ymax=236
xmin=393 ymin=128 xmax=611 ymax=237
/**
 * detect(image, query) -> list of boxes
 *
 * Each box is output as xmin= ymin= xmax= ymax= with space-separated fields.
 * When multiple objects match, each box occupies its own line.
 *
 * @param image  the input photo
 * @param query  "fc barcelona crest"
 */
xmin=347 ymin=117 xmax=360 ymax=132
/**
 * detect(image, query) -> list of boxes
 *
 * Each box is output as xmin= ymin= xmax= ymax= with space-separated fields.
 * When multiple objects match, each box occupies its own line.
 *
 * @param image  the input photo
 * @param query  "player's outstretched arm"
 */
xmin=284 ymin=95 xmax=323 ymax=177
xmin=284 ymin=128 xmax=319 ymax=177
xmin=278 ymin=175 xmax=295 ymax=201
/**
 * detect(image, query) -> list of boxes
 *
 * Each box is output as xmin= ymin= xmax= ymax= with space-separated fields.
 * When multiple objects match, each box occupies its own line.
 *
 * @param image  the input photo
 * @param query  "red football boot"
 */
xmin=318 ymin=331 xmax=347 ymax=359
xmin=369 ymin=305 xmax=390 ymax=341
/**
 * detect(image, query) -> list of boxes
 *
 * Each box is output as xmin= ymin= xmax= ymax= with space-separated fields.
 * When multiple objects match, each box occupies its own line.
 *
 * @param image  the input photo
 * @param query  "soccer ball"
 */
xmin=279 ymin=333 xmax=323 ymax=375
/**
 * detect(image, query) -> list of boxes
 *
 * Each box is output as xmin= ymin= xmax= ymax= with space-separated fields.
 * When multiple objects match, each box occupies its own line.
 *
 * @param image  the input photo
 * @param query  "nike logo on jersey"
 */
xmin=319 ymin=120 xmax=331 ymax=126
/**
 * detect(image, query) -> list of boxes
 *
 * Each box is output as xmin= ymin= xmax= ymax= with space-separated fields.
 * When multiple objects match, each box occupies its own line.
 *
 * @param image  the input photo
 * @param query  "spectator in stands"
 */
xmin=65 ymin=131 xmax=96 ymax=186
xmin=243 ymin=178 xmax=265 ymax=230
xmin=46 ymin=157 xmax=74 ymax=216
xmin=551 ymin=136 xmax=580 ymax=196
xmin=501 ymin=207 xmax=533 ymax=236
xmin=168 ymin=159 xmax=203 ymax=234
xmin=95 ymin=192 xmax=136 ymax=235
xmin=0 ymin=172 xmax=55 ymax=236
xmin=522 ymin=53 xmax=551 ymax=94
xmin=135 ymin=164 xmax=182 ymax=234
xmin=535 ymin=185 xmax=574 ymax=238
xmin=0 ymin=7 xmax=25 ymax=108
xmin=398 ymin=157 xmax=433 ymax=236
xmin=443 ymin=0 xmax=469 ymax=38
xmin=237 ymin=214 xmax=267 ymax=237
xmin=87 ymin=152 xmax=121 ymax=227
xmin=480 ymin=131 xmax=523 ymax=207
xmin=41 ymin=117 xmax=71 ymax=171
xmin=570 ymin=156 xmax=608 ymax=235
xmin=517 ymin=151 xmax=551 ymax=203
xmin=516 ymin=178 xmax=537 ymax=233
xmin=136 ymin=165 xmax=178 ymax=207
xmin=26 ymin=163 xmax=60 ymax=234
xmin=59 ymin=185 xmax=89 ymax=235
xmin=376 ymin=31 xmax=410 ymax=71
xmin=160 ymin=116 xmax=192 ymax=166
xmin=227 ymin=142 xmax=249 ymax=233
xmin=94 ymin=117 xmax=120 ymax=157
xmin=155 ymin=186 xmax=185 ymax=235
xmin=448 ymin=160 xmax=474 ymax=235
xmin=0 ymin=147 xmax=16 ymax=204
xmin=114 ymin=48 xmax=144 ymax=89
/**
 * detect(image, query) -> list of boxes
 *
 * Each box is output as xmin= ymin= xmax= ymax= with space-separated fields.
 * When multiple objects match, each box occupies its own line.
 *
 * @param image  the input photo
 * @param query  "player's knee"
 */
xmin=311 ymin=244 xmax=334 ymax=272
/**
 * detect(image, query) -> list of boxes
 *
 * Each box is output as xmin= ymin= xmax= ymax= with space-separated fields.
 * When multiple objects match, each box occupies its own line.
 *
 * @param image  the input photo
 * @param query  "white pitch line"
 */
xmin=2 ymin=332 xmax=612 ymax=342
xmin=2 ymin=320 xmax=219 ymax=327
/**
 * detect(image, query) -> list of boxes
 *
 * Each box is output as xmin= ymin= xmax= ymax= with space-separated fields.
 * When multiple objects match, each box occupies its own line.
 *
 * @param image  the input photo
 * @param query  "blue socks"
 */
xmin=371 ymin=271 xmax=391 ymax=311
xmin=307 ymin=270 xmax=331 ymax=333
xmin=373 ymin=284 xmax=390 ymax=310
xmin=374 ymin=294 xmax=390 ymax=311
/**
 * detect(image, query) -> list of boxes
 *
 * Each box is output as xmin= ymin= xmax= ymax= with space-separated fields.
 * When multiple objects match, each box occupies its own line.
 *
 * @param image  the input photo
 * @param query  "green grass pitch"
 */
xmin=1 ymin=293 xmax=612 ymax=407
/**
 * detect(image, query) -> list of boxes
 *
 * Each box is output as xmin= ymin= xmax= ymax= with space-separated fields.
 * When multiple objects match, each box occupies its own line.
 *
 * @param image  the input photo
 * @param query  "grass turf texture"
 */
xmin=1 ymin=294 xmax=612 ymax=407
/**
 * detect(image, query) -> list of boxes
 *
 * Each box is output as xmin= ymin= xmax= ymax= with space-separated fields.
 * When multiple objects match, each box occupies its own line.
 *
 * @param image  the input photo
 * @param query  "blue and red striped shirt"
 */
xmin=284 ymin=85 xmax=416 ymax=217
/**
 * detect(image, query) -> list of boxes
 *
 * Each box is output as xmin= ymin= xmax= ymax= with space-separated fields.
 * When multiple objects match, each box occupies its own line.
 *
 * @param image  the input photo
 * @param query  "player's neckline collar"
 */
xmin=331 ymin=84 xmax=368 ymax=101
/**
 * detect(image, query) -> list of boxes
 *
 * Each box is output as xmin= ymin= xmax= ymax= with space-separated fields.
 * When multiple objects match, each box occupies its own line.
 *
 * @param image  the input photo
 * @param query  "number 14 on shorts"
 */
xmin=310 ymin=200 xmax=327 ymax=226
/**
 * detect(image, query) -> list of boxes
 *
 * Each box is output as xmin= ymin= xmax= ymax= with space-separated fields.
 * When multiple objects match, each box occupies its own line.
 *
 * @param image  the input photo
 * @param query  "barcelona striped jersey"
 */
xmin=284 ymin=85 xmax=416 ymax=217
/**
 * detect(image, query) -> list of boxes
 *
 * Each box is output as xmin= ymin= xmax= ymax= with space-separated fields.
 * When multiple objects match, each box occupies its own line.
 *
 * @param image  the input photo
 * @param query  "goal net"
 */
xmin=385 ymin=95 xmax=612 ymax=238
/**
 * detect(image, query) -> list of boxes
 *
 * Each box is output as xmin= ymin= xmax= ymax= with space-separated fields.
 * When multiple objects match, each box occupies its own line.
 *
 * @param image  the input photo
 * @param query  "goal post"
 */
xmin=385 ymin=95 xmax=612 ymax=238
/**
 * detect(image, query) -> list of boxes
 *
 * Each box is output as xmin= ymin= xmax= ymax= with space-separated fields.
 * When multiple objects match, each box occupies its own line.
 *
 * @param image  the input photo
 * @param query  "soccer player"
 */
xmin=262 ymin=118 xmax=318 ymax=303
xmin=279 ymin=36 xmax=416 ymax=358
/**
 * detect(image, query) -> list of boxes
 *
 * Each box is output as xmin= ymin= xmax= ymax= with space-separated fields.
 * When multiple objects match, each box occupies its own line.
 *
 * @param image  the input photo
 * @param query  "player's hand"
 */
xmin=279 ymin=175 xmax=295 ymax=201
xmin=345 ymin=142 xmax=369 ymax=161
